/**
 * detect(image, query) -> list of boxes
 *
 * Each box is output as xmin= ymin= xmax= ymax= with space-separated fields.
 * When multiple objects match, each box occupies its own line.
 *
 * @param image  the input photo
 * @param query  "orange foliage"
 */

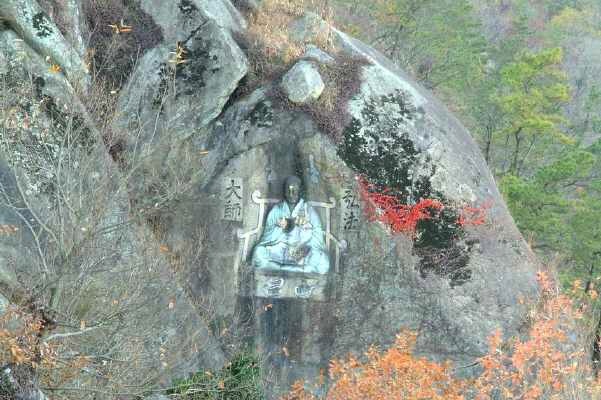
xmin=283 ymin=271 xmax=601 ymax=400
xmin=0 ymin=305 xmax=56 ymax=368
xmin=0 ymin=305 xmax=93 ymax=389
xmin=0 ymin=224 xmax=19 ymax=235
xmin=473 ymin=271 xmax=584 ymax=400
xmin=358 ymin=176 xmax=489 ymax=235
xmin=282 ymin=331 xmax=466 ymax=400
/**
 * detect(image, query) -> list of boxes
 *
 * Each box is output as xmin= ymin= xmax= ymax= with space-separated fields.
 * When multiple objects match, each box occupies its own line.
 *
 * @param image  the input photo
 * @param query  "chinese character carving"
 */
xmin=266 ymin=278 xmax=284 ymax=297
xmin=222 ymin=178 xmax=243 ymax=221
xmin=341 ymin=187 xmax=360 ymax=231
xmin=295 ymin=282 xmax=315 ymax=299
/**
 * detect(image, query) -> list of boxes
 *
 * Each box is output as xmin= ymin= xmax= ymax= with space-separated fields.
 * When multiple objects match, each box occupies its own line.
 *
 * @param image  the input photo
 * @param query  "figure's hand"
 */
xmin=277 ymin=218 xmax=288 ymax=229
xmin=295 ymin=216 xmax=311 ymax=230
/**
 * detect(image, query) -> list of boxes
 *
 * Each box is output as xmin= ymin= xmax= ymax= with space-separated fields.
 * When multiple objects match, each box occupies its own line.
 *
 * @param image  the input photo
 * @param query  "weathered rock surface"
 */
xmin=303 ymin=44 xmax=335 ymax=64
xmin=38 ymin=0 xmax=89 ymax=59
xmin=0 ymin=1 xmax=539 ymax=399
xmin=281 ymin=60 xmax=325 ymax=103
xmin=0 ymin=16 xmax=225 ymax=397
xmin=114 ymin=15 xmax=248 ymax=143
xmin=140 ymin=0 xmax=245 ymax=43
xmin=0 ymin=0 xmax=89 ymax=89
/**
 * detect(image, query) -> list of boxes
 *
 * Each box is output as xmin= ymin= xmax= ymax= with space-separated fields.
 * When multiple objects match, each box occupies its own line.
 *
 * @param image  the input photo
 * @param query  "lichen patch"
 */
xmin=32 ymin=12 xmax=53 ymax=38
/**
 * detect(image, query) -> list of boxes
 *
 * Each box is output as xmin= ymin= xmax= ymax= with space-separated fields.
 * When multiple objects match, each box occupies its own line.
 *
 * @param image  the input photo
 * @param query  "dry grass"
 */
xmin=243 ymin=0 xmax=305 ymax=85
xmin=233 ymin=0 xmax=368 ymax=141
xmin=233 ymin=0 xmax=337 ymax=95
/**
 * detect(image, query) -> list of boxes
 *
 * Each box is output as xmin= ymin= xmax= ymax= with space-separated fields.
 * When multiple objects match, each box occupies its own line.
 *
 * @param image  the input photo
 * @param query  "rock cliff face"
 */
xmin=0 ymin=0 xmax=539 ymax=398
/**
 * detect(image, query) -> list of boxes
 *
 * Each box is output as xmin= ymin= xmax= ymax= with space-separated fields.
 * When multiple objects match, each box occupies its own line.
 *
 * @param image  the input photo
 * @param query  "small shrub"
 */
xmin=473 ymin=271 xmax=590 ymax=399
xmin=168 ymin=352 xmax=264 ymax=399
xmin=282 ymin=331 xmax=466 ymax=400
xmin=0 ymin=306 xmax=54 ymax=368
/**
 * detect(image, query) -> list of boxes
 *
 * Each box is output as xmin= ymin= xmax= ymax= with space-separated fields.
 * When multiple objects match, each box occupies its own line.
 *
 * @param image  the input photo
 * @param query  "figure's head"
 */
xmin=283 ymin=175 xmax=302 ymax=206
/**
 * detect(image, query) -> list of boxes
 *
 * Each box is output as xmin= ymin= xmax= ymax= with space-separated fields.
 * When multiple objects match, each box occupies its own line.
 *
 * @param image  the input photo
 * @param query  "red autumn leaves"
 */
xmin=357 ymin=176 xmax=488 ymax=235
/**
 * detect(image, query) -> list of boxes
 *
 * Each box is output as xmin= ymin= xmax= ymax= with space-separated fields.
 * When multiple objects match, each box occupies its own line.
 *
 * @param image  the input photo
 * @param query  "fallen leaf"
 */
xmin=49 ymin=64 xmax=62 ymax=73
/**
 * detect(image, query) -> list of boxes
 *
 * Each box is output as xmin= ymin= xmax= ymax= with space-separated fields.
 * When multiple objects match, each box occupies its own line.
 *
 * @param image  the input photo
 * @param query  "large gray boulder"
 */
xmin=149 ymin=10 xmax=537 ymax=398
xmin=115 ymin=17 xmax=247 ymax=140
xmin=1 ymin=1 xmax=539 ymax=399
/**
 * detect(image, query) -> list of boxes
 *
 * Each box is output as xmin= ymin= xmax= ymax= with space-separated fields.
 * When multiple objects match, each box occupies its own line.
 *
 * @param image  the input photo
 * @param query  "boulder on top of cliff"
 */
xmin=281 ymin=60 xmax=325 ymax=103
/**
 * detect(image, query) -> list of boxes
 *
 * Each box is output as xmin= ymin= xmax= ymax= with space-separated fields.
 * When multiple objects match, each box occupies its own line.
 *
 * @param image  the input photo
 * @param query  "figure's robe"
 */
xmin=252 ymin=199 xmax=330 ymax=274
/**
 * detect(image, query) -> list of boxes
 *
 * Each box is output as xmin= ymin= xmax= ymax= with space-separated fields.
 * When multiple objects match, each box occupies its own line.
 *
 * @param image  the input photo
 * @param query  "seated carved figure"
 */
xmin=252 ymin=176 xmax=330 ymax=274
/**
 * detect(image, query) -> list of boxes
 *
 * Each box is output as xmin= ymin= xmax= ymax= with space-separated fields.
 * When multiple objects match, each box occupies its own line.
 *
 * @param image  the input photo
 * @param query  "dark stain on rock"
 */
xmin=415 ymin=206 xmax=463 ymax=250
xmin=338 ymin=90 xmax=428 ymax=201
xmin=249 ymin=100 xmax=273 ymax=128
xmin=106 ymin=137 xmax=126 ymax=166
xmin=179 ymin=0 xmax=198 ymax=17
xmin=153 ymin=63 xmax=171 ymax=111
xmin=32 ymin=12 xmax=53 ymax=38
xmin=176 ymin=38 xmax=209 ymax=94
xmin=153 ymin=33 xmax=212 ymax=109
xmin=338 ymin=90 xmax=473 ymax=286
xmin=260 ymin=299 xmax=304 ymax=360
xmin=33 ymin=76 xmax=46 ymax=99
xmin=40 ymin=95 xmax=95 ymax=153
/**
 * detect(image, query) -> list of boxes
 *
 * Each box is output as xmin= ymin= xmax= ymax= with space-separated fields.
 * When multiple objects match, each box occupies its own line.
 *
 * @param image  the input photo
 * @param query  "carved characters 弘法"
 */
xmin=341 ymin=187 xmax=360 ymax=232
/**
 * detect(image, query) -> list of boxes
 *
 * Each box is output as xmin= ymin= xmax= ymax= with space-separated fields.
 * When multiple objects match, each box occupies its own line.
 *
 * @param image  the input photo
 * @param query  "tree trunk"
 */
xmin=509 ymin=127 xmax=523 ymax=176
